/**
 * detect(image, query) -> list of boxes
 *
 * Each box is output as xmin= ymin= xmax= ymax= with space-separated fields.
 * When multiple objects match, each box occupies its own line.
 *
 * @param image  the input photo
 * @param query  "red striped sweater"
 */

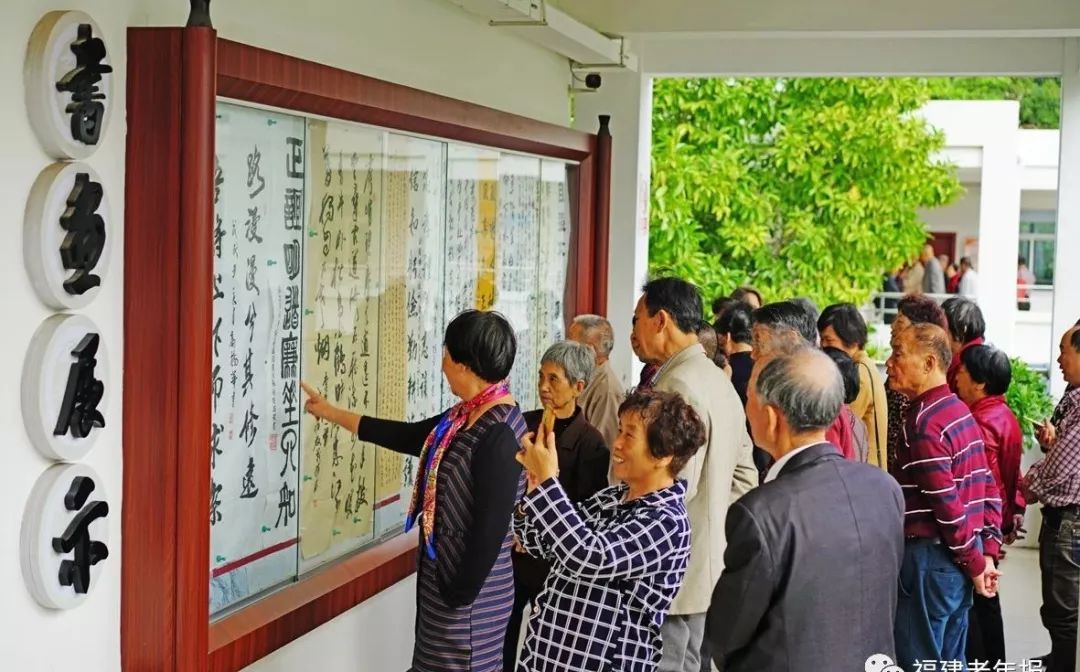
xmin=894 ymin=385 xmax=1003 ymax=578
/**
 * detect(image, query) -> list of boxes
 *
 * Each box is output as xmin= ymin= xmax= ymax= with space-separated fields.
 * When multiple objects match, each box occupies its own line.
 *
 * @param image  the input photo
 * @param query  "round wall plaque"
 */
xmin=21 ymin=462 xmax=111 ymax=610
xmin=21 ymin=313 xmax=109 ymax=462
xmin=25 ymin=10 xmax=114 ymax=160
xmin=24 ymin=161 xmax=111 ymax=310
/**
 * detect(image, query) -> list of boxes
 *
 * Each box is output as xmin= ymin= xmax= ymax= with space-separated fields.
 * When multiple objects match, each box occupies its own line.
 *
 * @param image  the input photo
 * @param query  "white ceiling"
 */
xmin=550 ymin=0 xmax=1080 ymax=38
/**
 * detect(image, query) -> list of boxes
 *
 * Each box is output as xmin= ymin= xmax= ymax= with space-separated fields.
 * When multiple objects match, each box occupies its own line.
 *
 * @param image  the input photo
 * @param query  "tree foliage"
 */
xmin=924 ymin=77 xmax=1061 ymax=129
xmin=650 ymin=77 xmax=962 ymax=308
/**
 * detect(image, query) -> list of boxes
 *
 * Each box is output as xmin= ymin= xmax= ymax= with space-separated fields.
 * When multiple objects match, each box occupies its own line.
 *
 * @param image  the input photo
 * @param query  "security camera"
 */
xmin=585 ymin=73 xmax=602 ymax=90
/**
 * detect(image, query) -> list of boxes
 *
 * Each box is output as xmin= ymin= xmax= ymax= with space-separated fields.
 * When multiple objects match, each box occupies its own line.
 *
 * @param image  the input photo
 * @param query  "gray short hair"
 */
xmin=541 ymin=340 xmax=596 ymax=386
xmin=571 ymin=314 xmax=615 ymax=357
xmin=755 ymin=347 xmax=843 ymax=433
xmin=941 ymin=297 xmax=985 ymax=345
xmin=752 ymin=301 xmax=819 ymax=345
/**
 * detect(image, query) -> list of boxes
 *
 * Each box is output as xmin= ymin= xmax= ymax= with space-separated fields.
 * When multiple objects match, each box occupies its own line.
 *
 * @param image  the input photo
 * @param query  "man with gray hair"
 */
xmin=706 ymin=347 xmax=905 ymax=672
xmin=568 ymin=314 xmax=626 ymax=454
xmin=751 ymin=301 xmax=862 ymax=466
xmin=632 ymin=278 xmax=756 ymax=672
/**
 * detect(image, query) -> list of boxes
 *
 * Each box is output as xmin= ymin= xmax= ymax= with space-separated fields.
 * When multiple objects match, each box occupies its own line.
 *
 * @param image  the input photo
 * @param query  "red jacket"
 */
xmin=969 ymin=394 xmax=1027 ymax=532
xmin=947 ymin=337 xmax=985 ymax=394
xmin=826 ymin=405 xmax=858 ymax=461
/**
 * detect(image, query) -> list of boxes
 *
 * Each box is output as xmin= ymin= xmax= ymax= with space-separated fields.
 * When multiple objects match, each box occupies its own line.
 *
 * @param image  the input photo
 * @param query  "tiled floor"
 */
xmin=1001 ymin=546 xmax=1052 ymax=664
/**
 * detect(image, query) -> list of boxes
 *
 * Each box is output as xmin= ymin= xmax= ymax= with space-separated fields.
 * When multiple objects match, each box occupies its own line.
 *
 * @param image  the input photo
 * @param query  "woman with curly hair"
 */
xmin=512 ymin=389 xmax=704 ymax=672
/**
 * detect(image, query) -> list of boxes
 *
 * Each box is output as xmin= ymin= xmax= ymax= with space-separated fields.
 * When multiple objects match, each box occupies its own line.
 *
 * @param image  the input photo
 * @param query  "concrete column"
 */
xmin=1054 ymin=41 xmax=1080 ymax=671
xmin=573 ymin=68 xmax=653 ymax=389
xmin=973 ymin=107 xmax=1022 ymax=356
xmin=1052 ymin=39 xmax=1080 ymax=399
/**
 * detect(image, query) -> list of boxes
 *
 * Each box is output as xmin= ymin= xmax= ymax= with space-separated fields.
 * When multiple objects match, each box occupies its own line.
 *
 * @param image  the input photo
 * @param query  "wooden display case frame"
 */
xmin=122 ymin=25 xmax=611 ymax=672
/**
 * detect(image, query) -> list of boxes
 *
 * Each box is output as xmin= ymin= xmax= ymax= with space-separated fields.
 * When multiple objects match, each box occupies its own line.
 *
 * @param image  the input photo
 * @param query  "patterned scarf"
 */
xmin=406 ymin=379 xmax=510 ymax=559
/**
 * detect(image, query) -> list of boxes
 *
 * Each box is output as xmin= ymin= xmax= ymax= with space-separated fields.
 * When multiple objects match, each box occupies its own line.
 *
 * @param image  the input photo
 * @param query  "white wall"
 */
xmin=572 ymin=70 xmax=653 ymax=389
xmin=564 ymin=0 xmax=1080 ymax=35
xmin=1021 ymin=190 xmax=1058 ymax=211
xmin=1019 ymin=129 xmax=1060 ymax=191
xmin=920 ymin=100 xmax=1021 ymax=353
xmin=2 ymin=1 xmax=569 ymax=670
xmin=1052 ymin=40 xmax=1080 ymax=398
xmin=147 ymin=1 xmax=570 ymax=128
xmin=3 ymin=2 xmax=128 ymax=669
xmin=921 ymin=185 xmax=982 ymax=260
xmin=241 ymin=576 xmax=418 ymax=672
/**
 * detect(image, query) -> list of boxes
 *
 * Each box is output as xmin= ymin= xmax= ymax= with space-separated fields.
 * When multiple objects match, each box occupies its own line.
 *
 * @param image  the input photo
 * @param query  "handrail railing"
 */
xmin=864 ymin=284 xmax=1055 ymax=324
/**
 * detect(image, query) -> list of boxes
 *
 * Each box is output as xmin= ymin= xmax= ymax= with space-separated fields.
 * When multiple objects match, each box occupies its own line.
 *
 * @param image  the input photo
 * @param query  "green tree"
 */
xmin=650 ymin=77 xmax=962 ymax=308
xmin=924 ymin=77 xmax=1061 ymax=129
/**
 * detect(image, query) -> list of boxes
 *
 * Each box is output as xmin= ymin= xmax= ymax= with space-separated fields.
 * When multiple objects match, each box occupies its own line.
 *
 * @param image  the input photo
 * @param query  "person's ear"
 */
xmin=653 ymin=309 xmax=666 ymax=333
xmin=573 ymin=380 xmax=586 ymax=395
xmin=766 ymin=405 xmax=780 ymax=442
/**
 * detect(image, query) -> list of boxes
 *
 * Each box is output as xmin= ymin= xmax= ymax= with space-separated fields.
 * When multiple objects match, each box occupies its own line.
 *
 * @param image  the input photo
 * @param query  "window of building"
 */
xmin=1018 ymin=210 xmax=1056 ymax=285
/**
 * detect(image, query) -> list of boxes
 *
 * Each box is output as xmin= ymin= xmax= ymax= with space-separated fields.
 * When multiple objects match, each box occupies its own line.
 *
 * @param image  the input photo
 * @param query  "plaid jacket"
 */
xmin=513 ymin=479 xmax=690 ymax=672
xmin=1025 ymin=387 xmax=1080 ymax=507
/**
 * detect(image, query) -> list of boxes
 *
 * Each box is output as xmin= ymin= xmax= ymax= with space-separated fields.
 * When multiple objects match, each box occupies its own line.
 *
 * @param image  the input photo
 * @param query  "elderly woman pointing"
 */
xmin=512 ymin=389 xmax=703 ymax=672
xmin=302 ymin=309 xmax=524 ymax=672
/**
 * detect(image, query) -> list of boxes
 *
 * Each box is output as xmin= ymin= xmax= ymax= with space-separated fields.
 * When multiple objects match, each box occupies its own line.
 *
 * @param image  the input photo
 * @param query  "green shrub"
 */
xmin=1005 ymin=358 xmax=1056 ymax=451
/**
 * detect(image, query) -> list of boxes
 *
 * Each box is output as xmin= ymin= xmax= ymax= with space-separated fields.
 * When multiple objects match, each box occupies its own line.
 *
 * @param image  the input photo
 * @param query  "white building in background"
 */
xmin=917 ymin=100 xmax=1061 ymax=369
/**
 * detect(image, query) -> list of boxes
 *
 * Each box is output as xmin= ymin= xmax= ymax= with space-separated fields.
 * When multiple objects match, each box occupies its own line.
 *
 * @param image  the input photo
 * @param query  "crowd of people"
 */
xmin=888 ymin=244 xmax=981 ymax=301
xmin=300 ymin=277 xmax=1080 ymax=672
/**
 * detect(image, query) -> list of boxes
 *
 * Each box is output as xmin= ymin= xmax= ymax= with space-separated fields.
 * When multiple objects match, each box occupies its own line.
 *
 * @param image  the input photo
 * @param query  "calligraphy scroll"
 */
xmin=535 ymin=160 xmax=571 ymax=363
xmin=208 ymin=101 xmax=577 ymax=616
xmin=210 ymin=103 xmax=305 ymax=614
xmin=494 ymin=155 xmax=542 ymax=410
xmin=298 ymin=121 xmax=384 ymax=571
xmin=373 ymin=134 xmax=447 ymax=535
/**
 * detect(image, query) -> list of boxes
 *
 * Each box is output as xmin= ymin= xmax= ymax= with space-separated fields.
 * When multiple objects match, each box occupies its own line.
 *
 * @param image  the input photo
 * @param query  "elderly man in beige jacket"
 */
xmin=632 ymin=277 xmax=758 ymax=672
xmin=568 ymin=314 xmax=625 ymax=453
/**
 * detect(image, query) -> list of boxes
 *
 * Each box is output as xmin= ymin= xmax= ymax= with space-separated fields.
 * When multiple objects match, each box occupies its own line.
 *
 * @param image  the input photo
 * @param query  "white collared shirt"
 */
xmin=764 ymin=442 xmax=820 ymax=483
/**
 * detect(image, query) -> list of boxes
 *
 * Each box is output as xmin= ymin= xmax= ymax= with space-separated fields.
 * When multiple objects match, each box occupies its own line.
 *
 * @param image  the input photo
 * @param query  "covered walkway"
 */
xmin=2 ymin=2 xmax=1077 ymax=671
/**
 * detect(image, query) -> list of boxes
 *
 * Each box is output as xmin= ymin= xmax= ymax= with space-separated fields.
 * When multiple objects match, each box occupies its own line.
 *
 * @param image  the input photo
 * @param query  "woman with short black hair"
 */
xmin=303 ymin=309 xmax=525 ymax=672
xmin=711 ymin=296 xmax=738 ymax=322
xmin=714 ymin=302 xmax=755 ymax=405
xmin=819 ymin=303 xmax=888 ymax=469
xmin=818 ymin=303 xmax=868 ymax=351
xmin=954 ymin=344 xmax=1025 ymax=668
xmin=731 ymin=286 xmax=763 ymax=310
xmin=513 ymin=389 xmax=702 ymax=672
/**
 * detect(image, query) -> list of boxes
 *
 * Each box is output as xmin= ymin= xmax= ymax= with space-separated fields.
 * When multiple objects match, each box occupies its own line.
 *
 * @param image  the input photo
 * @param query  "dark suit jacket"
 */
xmin=706 ymin=442 xmax=904 ymax=672
xmin=514 ymin=407 xmax=609 ymax=593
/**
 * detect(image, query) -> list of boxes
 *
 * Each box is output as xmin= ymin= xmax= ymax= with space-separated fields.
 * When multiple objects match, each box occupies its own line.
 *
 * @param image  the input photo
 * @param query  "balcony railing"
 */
xmin=864 ymin=284 xmax=1056 ymax=369
xmin=864 ymin=284 xmax=1055 ymax=325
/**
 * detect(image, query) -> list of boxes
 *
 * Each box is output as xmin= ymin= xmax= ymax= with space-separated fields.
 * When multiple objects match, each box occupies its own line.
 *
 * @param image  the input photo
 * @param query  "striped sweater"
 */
xmin=895 ymin=385 xmax=1003 ymax=578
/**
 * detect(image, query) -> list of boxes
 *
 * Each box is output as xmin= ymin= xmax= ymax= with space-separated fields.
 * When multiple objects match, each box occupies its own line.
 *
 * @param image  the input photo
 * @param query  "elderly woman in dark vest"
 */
xmin=504 ymin=340 xmax=610 ymax=670
xmin=302 ymin=309 xmax=525 ymax=672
